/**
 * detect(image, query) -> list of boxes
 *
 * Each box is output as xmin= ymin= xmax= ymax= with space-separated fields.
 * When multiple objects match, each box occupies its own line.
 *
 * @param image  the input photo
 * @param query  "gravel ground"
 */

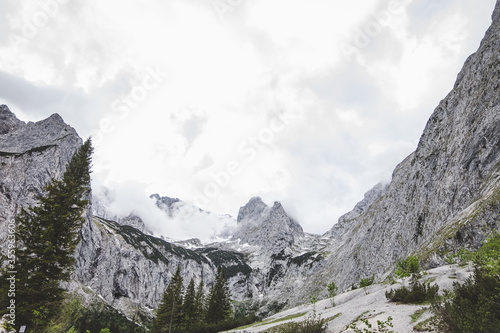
xmin=225 ymin=264 xmax=473 ymax=333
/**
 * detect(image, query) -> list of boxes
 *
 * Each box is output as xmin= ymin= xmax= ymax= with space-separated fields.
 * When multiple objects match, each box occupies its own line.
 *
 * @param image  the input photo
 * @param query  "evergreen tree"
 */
xmin=193 ymin=279 xmax=206 ymax=323
xmin=182 ymin=278 xmax=196 ymax=327
xmin=152 ymin=267 xmax=184 ymax=333
xmin=12 ymin=139 xmax=93 ymax=330
xmin=206 ymin=267 xmax=232 ymax=324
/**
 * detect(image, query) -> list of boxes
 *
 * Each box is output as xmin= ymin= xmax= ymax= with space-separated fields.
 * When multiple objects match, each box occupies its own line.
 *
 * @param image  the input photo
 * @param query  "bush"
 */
xmin=359 ymin=276 xmax=375 ymax=288
xmin=40 ymin=295 xmax=148 ymax=333
xmin=327 ymin=282 xmax=338 ymax=298
xmin=433 ymin=267 xmax=500 ymax=332
xmin=433 ymin=231 xmax=500 ymax=332
xmin=327 ymin=282 xmax=338 ymax=306
xmin=394 ymin=255 xmax=420 ymax=278
xmin=386 ymin=274 xmax=439 ymax=304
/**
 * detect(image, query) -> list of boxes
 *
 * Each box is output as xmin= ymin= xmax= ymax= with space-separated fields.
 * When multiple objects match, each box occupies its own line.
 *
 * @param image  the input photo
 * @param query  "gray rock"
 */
xmin=233 ymin=197 xmax=304 ymax=252
xmin=0 ymin=105 xmax=82 ymax=250
xmin=283 ymin=0 xmax=500 ymax=306
xmin=0 ymin=0 xmax=499 ymax=320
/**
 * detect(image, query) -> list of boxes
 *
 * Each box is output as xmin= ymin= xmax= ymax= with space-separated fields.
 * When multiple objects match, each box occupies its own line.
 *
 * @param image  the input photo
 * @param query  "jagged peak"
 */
xmin=0 ymin=104 xmax=12 ymax=114
xmin=233 ymin=196 xmax=304 ymax=248
xmin=46 ymin=113 xmax=65 ymax=123
xmin=150 ymin=193 xmax=161 ymax=200
xmin=150 ymin=193 xmax=181 ymax=203
xmin=0 ymin=105 xmax=23 ymax=135
xmin=237 ymin=196 xmax=268 ymax=223
xmin=0 ymin=106 xmax=81 ymax=153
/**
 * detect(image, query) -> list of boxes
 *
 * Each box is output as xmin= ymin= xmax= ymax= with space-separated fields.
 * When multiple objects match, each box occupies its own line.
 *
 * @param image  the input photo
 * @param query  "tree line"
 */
xmin=1 ymin=139 xmax=94 ymax=332
xmin=151 ymin=266 xmax=236 ymax=333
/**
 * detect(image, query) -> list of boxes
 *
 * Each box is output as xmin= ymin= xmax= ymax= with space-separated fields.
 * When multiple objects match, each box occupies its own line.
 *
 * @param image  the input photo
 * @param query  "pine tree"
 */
xmin=206 ymin=266 xmax=232 ymax=324
xmin=13 ymin=139 xmax=93 ymax=330
xmin=152 ymin=267 xmax=184 ymax=333
xmin=182 ymin=278 xmax=196 ymax=327
xmin=193 ymin=279 xmax=206 ymax=323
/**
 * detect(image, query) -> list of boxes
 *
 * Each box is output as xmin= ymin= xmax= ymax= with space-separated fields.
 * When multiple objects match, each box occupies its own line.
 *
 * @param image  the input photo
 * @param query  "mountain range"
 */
xmin=0 ymin=0 xmax=499 ymax=330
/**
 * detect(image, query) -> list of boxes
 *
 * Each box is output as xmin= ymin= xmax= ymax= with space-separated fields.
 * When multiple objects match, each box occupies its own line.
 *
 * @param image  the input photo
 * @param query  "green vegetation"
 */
xmin=196 ymin=248 xmax=252 ymax=279
xmin=385 ymin=273 xmax=439 ymax=304
xmin=261 ymin=312 xmax=327 ymax=333
xmin=95 ymin=218 xmax=209 ymax=266
xmin=409 ymin=307 xmax=428 ymax=323
xmin=327 ymin=282 xmax=338 ymax=306
xmin=413 ymin=316 xmax=437 ymax=332
xmin=262 ymin=312 xmax=307 ymax=326
xmin=359 ymin=276 xmax=375 ymax=288
xmin=290 ymin=252 xmax=323 ymax=268
xmin=444 ymin=247 xmax=474 ymax=265
xmin=349 ymin=315 xmax=394 ymax=333
xmin=0 ymin=139 xmax=93 ymax=332
xmin=41 ymin=295 xmax=148 ymax=333
xmin=152 ymin=267 xmax=185 ymax=333
xmin=206 ymin=266 xmax=233 ymax=325
xmin=228 ymin=312 xmax=306 ymax=331
xmin=151 ymin=266 xmax=256 ymax=333
xmin=433 ymin=231 xmax=500 ymax=332
xmin=325 ymin=312 xmax=341 ymax=322
xmin=394 ymin=255 xmax=420 ymax=278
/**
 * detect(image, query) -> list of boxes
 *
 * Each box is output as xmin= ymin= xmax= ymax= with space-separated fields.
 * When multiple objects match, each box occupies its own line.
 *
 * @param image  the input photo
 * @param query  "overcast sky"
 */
xmin=0 ymin=0 xmax=496 ymax=239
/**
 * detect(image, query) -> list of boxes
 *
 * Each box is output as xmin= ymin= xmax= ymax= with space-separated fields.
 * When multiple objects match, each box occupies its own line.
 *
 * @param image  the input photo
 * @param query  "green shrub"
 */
xmin=433 ymin=267 xmax=500 ymax=332
xmin=359 ymin=276 xmax=375 ymax=288
xmin=444 ymin=248 xmax=474 ymax=266
xmin=327 ymin=282 xmax=338 ymax=306
xmin=394 ymin=255 xmax=420 ymax=278
xmin=327 ymin=282 xmax=338 ymax=298
xmin=433 ymin=231 xmax=500 ymax=332
xmin=386 ymin=274 xmax=439 ymax=304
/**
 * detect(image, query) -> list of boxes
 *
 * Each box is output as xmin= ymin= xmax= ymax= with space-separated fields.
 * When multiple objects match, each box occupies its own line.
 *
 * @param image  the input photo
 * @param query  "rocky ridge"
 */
xmin=0 ymin=106 xmax=82 ymax=249
xmin=283 ymin=0 xmax=500 ymax=305
xmin=0 ymin=0 xmax=498 ymax=323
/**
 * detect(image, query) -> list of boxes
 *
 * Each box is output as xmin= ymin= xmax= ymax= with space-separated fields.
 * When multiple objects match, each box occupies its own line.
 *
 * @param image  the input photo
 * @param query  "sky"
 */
xmin=0 ymin=0 xmax=496 ymax=240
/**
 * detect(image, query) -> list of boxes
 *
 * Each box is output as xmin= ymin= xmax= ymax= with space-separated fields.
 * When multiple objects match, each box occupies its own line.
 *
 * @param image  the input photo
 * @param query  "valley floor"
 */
xmin=225 ymin=264 xmax=473 ymax=333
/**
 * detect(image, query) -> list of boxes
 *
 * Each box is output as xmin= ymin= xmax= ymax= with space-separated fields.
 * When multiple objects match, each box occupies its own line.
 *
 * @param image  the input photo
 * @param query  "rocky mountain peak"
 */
xmin=237 ymin=196 xmax=268 ymax=223
xmin=150 ymin=194 xmax=181 ymax=217
xmin=233 ymin=197 xmax=304 ymax=251
xmin=0 ymin=104 xmax=23 ymax=135
xmin=0 ymin=107 xmax=80 ymax=154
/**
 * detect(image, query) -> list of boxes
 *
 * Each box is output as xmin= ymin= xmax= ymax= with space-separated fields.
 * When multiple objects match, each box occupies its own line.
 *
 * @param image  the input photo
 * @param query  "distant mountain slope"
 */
xmin=283 ymin=0 xmax=500 ymax=306
xmin=0 ymin=0 xmax=498 ymax=322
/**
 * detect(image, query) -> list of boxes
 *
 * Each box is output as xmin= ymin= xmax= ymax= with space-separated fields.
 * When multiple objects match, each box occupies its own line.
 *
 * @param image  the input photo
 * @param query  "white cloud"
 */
xmin=0 ymin=0 xmax=497 ymax=237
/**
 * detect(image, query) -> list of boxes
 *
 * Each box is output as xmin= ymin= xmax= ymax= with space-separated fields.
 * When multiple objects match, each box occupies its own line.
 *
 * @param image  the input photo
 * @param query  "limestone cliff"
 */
xmin=0 ymin=0 xmax=498 ymax=321
xmin=284 ymin=0 xmax=500 ymax=306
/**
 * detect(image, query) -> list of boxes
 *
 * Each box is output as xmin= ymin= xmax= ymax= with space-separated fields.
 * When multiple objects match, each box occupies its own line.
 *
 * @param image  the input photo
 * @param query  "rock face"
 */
xmin=284 ymin=0 xmax=500 ymax=305
xmin=150 ymin=193 xmax=181 ymax=217
xmin=233 ymin=197 xmax=304 ymax=252
xmin=0 ymin=0 xmax=499 ymax=321
xmin=0 ymin=106 xmax=82 ymax=249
